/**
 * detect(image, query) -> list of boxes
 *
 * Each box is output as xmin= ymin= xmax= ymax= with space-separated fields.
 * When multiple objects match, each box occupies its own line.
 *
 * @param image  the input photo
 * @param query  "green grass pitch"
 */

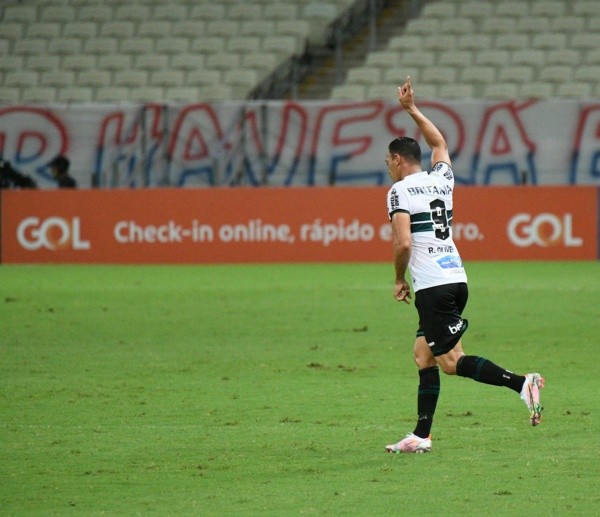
xmin=1 ymin=262 xmax=599 ymax=515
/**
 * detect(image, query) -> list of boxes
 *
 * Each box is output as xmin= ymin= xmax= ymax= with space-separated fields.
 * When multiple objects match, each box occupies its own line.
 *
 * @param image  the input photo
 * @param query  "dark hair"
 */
xmin=49 ymin=155 xmax=70 ymax=174
xmin=388 ymin=137 xmax=421 ymax=165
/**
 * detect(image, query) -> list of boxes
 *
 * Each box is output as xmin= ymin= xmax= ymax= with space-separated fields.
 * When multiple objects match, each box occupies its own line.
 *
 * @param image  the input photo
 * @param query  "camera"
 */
xmin=0 ymin=159 xmax=37 ymax=189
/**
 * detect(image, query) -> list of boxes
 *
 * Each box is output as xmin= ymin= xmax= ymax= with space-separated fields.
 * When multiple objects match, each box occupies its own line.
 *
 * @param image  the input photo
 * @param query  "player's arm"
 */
xmin=391 ymin=211 xmax=412 ymax=304
xmin=398 ymin=76 xmax=451 ymax=167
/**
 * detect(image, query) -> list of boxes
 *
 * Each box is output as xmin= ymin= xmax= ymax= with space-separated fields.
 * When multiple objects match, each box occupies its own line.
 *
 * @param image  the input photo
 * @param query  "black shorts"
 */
xmin=415 ymin=282 xmax=469 ymax=357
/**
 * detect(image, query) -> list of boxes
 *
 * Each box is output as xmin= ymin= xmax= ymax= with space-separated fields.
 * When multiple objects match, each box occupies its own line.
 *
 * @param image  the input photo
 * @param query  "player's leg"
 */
xmin=385 ymin=337 xmax=438 ymax=453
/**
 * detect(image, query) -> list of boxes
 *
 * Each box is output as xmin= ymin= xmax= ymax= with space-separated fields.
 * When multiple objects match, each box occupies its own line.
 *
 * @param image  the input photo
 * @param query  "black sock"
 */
xmin=413 ymin=366 xmax=440 ymax=438
xmin=456 ymin=355 xmax=525 ymax=393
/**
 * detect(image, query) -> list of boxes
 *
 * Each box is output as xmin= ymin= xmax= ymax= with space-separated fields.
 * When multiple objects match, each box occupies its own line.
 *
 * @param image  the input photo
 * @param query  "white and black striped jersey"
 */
xmin=386 ymin=161 xmax=467 ymax=292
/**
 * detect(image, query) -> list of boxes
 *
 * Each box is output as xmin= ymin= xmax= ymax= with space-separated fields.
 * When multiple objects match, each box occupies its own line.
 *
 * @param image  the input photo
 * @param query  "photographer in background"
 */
xmin=0 ymin=159 xmax=37 ymax=189
xmin=49 ymin=155 xmax=77 ymax=189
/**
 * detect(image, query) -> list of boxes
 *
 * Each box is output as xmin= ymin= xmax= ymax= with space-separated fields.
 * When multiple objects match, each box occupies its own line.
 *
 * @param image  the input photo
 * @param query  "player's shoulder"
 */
xmin=429 ymin=161 xmax=454 ymax=181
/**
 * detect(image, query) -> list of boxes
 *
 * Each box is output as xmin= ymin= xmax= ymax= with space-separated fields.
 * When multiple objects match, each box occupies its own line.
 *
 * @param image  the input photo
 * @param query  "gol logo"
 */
xmin=507 ymin=213 xmax=582 ymax=248
xmin=17 ymin=217 xmax=91 ymax=251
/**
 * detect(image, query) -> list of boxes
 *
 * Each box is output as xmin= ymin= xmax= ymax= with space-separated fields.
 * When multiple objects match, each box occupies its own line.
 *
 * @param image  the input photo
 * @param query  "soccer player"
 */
xmin=384 ymin=77 xmax=544 ymax=453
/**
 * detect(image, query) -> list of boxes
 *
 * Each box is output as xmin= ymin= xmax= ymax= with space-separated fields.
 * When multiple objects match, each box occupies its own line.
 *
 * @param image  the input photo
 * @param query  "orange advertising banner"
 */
xmin=1 ymin=186 xmax=597 ymax=264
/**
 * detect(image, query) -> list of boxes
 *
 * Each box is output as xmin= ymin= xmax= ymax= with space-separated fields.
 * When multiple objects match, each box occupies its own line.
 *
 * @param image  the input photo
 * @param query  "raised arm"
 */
xmin=398 ymin=77 xmax=451 ymax=166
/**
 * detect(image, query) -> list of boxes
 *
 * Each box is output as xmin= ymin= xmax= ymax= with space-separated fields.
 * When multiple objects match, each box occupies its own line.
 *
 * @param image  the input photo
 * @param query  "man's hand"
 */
xmin=394 ymin=279 xmax=412 ymax=304
xmin=398 ymin=76 xmax=415 ymax=112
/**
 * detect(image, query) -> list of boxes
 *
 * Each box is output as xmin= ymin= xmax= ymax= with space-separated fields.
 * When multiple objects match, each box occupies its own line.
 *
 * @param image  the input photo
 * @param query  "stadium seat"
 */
xmin=48 ymin=38 xmax=83 ymax=56
xmin=115 ymin=4 xmax=151 ymax=22
xmin=574 ymin=65 xmax=600 ymax=83
xmin=495 ymin=34 xmax=530 ymax=51
xmin=384 ymin=67 xmax=420 ymax=85
xmin=26 ymin=22 xmax=61 ymax=40
xmin=206 ymin=53 xmax=241 ymax=71
xmin=84 ymin=37 xmax=118 ymax=55
xmin=191 ymin=37 xmax=225 ymax=55
xmin=5 ymin=70 xmax=38 ymax=88
xmin=546 ymin=49 xmax=582 ymax=66
xmin=387 ymin=35 xmax=423 ymax=52
xmin=240 ymin=20 xmax=275 ymax=38
xmin=63 ymin=22 xmax=97 ymax=39
xmin=424 ymin=35 xmax=457 ymax=51
xmin=58 ymin=87 xmax=94 ymax=103
xmin=2 ymin=22 xmax=23 ymax=41
xmin=330 ymin=84 xmax=367 ymax=101
xmin=482 ymin=82 xmax=518 ymax=99
xmin=422 ymin=66 xmax=457 ymax=85
xmin=365 ymin=84 xmax=395 ymax=101
xmin=156 ymin=38 xmax=189 ymax=55
xmin=77 ymin=69 xmax=111 ymax=88
xmin=458 ymin=1 xmax=494 ymax=19
xmin=0 ymin=88 xmax=20 ymax=104
xmin=482 ymin=17 xmax=517 ymax=34
xmin=199 ymin=84 xmax=234 ymax=102
xmin=365 ymin=51 xmax=401 ymax=68
xmin=538 ymin=65 xmax=574 ymax=83
xmin=571 ymin=34 xmax=600 ymax=51
xmin=515 ymin=16 xmax=551 ymax=34
xmin=129 ymin=87 xmax=164 ymax=103
xmin=172 ymin=21 xmax=205 ymax=39
xmin=227 ymin=37 xmax=261 ymax=55
xmin=511 ymin=50 xmax=546 ymax=67
xmin=223 ymin=69 xmax=260 ymax=99
xmin=457 ymin=34 xmax=492 ymax=51
xmin=497 ymin=65 xmax=535 ymax=84
xmin=262 ymin=36 xmax=299 ymax=59
xmin=62 ymin=54 xmax=97 ymax=72
xmin=519 ymin=82 xmax=554 ymax=99
xmin=420 ymin=2 xmax=457 ymax=18
xmin=438 ymin=50 xmax=474 ymax=68
xmin=555 ymin=81 xmax=592 ymax=98
xmin=100 ymin=21 xmax=135 ymax=38
xmin=41 ymin=70 xmax=75 ymax=88
xmin=150 ymin=70 xmax=185 ymax=88
xmin=185 ymin=69 xmax=221 ymax=88
xmin=97 ymin=54 xmax=131 ymax=72
xmin=404 ymin=18 xmax=440 ymax=35
xmin=243 ymin=52 xmax=279 ymax=78
xmin=573 ymin=1 xmax=600 ymax=16
xmin=206 ymin=21 xmax=239 ymax=38
xmin=551 ymin=16 xmax=586 ymax=33
xmin=532 ymin=33 xmax=567 ymax=51
xmin=152 ymin=3 xmax=188 ymax=22
xmin=439 ymin=17 xmax=473 ymax=36
xmin=346 ymin=66 xmax=382 ymax=86
xmin=14 ymin=39 xmax=46 ymax=56
xmin=530 ymin=1 xmax=567 ymax=17
xmin=77 ymin=5 xmax=113 ymax=23
xmin=228 ymin=4 xmax=262 ymax=20
xmin=189 ymin=4 xmax=226 ymax=21
xmin=0 ymin=56 xmax=24 ymax=75
xmin=21 ymin=87 xmax=57 ymax=104
xmin=96 ymin=87 xmax=130 ymax=103
xmin=400 ymin=50 xmax=435 ymax=68
xmin=26 ymin=55 xmax=61 ymax=73
xmin=475 ymin=50 xmax=510 ymax=67
xmin=171 ymin=53 xmax=205 ymax=72
xmin=138 ymin=21 xmax=172 ymax=38
xmin=263 ymin=3 xmax=299 ymax=20
xmin=3 ymin=5 xmax=37 ymax=23
xmin=495 ymin=1 xmax=530 ymax=17
xmin=438 ymin=83 xmax=475 ymax=99
xmin=40 ymin=5 xmax=76 ymax=23
xmin=135 ymin=54 xmax=169 ymax=72
xmin=121 ymin=38 xmax=154 ymax=55
xmin=114 ymin=70 xmax=149 ymax=87
xmin=165 ymin=87 xmax=199 ymax=104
